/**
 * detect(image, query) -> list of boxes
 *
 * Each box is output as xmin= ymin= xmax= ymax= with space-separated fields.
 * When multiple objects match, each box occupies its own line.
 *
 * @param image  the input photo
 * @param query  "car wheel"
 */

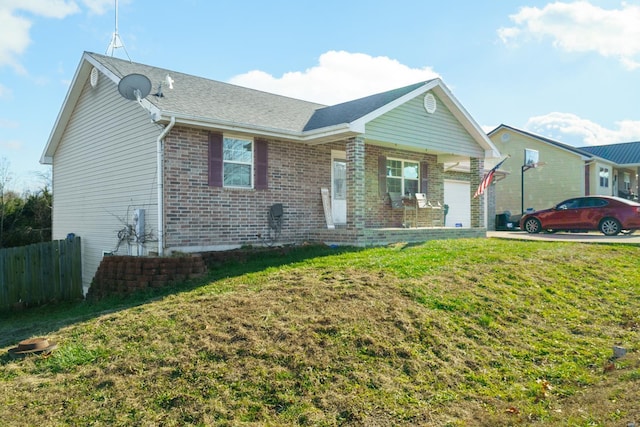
xmin=599 ymin=218 xmax=621 ymax=236
xmin=523 ymin=217 xmax=542 ymax=234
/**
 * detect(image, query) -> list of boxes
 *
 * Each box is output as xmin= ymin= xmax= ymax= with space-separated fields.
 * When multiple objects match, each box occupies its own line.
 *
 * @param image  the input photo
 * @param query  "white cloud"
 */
xmin=1 ymin=0 xmax=79 ymax=18
xmin=0 ymin=0 xmax=113 ymax=72
xmin=0 ymin=8 xmax=31 ymax=73
xmin=525 ymin=112 xmax=640 ymax=146
xmin=499 ymin=1 xmax=640 ymax=70
xmin=0 ymin=139 xmax=23 ymax=151
xmin=229 ymin=50 xmax=440 ymax=105
xmin=80 ymin=0 xmax=115 ymax=15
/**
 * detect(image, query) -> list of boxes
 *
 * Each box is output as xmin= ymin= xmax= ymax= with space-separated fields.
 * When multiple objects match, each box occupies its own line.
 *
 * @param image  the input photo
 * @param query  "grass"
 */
xmin=0 ymin=238 xmax=638 ymax=426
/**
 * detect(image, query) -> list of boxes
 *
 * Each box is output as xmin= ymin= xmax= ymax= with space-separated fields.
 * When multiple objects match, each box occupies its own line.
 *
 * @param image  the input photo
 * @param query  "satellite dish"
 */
xmin=118 ymin=73 xmax=152 ymax=101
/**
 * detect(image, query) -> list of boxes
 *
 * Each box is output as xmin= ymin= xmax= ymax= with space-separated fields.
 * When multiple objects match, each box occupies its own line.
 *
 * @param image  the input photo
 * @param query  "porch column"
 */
xmin=346 ymin=136 xmax=366 ymax=230
xmin=470 ymin=157 xmax=485 ymax=228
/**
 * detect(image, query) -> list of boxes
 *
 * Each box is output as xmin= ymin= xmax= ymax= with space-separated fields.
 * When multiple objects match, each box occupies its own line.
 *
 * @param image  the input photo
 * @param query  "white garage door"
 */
xmin=444 ymin=180 xmax=470 ymax=227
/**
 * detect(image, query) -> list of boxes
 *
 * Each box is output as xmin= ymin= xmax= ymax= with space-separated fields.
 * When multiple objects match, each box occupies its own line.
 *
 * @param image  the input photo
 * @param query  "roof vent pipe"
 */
xmin=157 ymin=116 xmax=175 ymax=256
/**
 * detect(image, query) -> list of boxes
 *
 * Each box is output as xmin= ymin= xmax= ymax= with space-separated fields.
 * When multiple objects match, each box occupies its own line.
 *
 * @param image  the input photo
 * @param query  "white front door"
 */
xmin=332 ymin=154 xmax=347 ymax=225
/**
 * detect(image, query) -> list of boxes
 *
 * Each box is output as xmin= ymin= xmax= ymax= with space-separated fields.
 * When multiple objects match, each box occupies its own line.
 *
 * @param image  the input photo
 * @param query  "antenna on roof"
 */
xmin=105 ymin=0 xmax=131 ymax=61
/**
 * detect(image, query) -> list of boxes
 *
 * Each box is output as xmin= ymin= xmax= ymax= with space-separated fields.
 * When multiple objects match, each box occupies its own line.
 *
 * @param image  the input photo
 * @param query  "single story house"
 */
xmin=41 ymin=52 xmax=500 ymax=289
xmin=580 ymin=141 xmax=640 ymax=199
xmin=488 ymin=124 xmax=639 ymax=221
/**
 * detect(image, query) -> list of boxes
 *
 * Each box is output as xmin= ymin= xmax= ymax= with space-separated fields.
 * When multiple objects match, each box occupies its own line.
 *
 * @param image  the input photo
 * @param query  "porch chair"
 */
xmin=414 ymin=193 xmax=429 ymax=227
xmin=388 ymin=192 xmax=415 ymax=228
xmin=429 ymin=200 xmax=444 ymax=226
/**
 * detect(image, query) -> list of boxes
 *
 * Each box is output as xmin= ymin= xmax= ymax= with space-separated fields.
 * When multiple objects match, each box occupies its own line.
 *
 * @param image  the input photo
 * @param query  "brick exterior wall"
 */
xmin=347 ymin=136 xmax=366 ymax=230
xmin=470 ymin=158 xmax=484 ymax=228
xmin=163 ymin=126 xmax=343 ymax=249
xmin=364 ymin=145 xmax=441 ymax=228
xmin=162 ymin=126 xmax=483 ymax=250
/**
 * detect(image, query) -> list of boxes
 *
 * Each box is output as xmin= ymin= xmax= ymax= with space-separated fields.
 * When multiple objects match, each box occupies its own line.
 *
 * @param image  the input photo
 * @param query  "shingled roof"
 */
xmin=88 ymin=52 xmax=325 ymax=133
xmin=89 ymin=53 xmax=441 ymax=135
xmin=42 ymin=51 xmax=499 ymax=163
xmin=303 ymin=81 xmax=430 ymax=131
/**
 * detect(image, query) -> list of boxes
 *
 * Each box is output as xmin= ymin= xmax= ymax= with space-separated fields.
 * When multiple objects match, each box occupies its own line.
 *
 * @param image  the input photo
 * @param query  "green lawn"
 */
xmin=1 ymin=239 xmax=638 ymax=426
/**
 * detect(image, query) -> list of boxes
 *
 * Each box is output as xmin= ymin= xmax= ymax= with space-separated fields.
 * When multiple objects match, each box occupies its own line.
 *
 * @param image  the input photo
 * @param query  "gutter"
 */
xmin=154 ymin=111 xmax=353 ymax=143
xmin=156 ymin=116 xmax=175 ymax=256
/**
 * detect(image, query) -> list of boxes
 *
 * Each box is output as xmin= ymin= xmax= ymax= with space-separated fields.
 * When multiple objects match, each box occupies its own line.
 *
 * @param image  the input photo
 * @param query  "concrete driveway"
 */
xmin=487 ymin=230 xmax=640 ymax=244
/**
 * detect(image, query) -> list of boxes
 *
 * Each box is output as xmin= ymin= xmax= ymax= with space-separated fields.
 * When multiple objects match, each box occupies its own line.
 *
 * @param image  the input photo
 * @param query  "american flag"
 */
xmin=473 ymin=157 xmax=508 ymax=198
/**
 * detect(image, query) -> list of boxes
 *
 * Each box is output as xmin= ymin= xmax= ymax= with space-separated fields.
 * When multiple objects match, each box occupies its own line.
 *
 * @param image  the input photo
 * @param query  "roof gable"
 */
xmin=305 ymin=79 xmax=498 ymax=157
xmin=304 ymin=82 xmax=427 ymax=131
xmin=489 ymin=124 xmax=592 ymax=160
xmin=42 ymin=51 xmax=499 ymax=164
xmin=88 ymin=52 xmax=325 ymax=133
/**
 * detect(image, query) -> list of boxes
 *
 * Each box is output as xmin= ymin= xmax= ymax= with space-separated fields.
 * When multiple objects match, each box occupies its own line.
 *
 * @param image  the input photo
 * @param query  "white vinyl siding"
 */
xmin=52 ymin=74 xmax=161 ymax=290
xmin=366 ymin=93 xmax=483 ymax=158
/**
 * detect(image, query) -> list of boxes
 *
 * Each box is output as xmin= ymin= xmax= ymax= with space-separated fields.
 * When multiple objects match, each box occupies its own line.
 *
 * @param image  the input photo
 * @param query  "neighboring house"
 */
xmin=580 ymin=142 xmax=640 ymax=199
xmin=41 ymin=52 xmax=500 ymax=289
xmin=488 ymin=124 xmax=638 ymax=222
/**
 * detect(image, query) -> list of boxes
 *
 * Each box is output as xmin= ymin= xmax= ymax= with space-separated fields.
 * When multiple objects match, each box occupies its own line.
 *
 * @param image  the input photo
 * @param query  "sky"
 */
xmin=1 ymin=0 xmax=640 ymax=192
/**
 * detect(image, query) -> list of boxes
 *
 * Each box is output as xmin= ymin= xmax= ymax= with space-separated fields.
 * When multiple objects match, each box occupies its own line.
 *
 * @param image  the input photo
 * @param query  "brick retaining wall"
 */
xmin=87 ymin=254 xmax=207 ymax=299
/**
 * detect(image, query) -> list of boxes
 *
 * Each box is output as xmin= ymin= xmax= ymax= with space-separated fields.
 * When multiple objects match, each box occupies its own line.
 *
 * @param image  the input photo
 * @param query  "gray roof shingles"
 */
xmin=90 ymin=52 xmax=326 ymax=133
xmin=89 ymin=52 xmax=430 ymax=135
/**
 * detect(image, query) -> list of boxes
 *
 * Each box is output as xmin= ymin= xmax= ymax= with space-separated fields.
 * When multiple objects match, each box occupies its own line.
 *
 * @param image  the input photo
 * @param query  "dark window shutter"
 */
xmin=255 ymin=139 xmax=268 ymax=190
xmin=378 ymin=155 xmax=387 ymax=197
xmin=420 ymin=162 xmax=428 ymax=193
xmin=584 ymin=164 xmax=590 ymax=195
xmin=208 ymin=132 xmax=223 ymax=187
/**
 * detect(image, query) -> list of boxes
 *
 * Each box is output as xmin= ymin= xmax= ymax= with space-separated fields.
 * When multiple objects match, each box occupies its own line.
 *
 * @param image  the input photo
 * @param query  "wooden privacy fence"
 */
xmin=0 ymin=237 xmax=83 ymax=311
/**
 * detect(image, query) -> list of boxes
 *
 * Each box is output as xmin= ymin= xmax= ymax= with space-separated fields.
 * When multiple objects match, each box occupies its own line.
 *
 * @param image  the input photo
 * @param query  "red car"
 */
xmin=520 ymin=196 xmax=640 ymax=236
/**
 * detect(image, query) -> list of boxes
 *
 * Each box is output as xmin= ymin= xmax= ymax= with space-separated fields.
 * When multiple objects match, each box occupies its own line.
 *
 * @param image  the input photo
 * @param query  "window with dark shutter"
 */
xmin=208 ymin=132 xmax=223 ymax=187
xmin=255 ymin=139 xmax=268 ymax=190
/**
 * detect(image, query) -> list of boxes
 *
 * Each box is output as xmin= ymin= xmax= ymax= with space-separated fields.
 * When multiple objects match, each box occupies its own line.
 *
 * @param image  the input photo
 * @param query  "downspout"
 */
xmin=157 ymin=116 xmax=175 ymax=256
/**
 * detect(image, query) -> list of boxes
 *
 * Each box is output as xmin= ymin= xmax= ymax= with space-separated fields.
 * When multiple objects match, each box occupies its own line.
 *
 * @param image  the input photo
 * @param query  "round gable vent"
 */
xmin=424 ymin=93 xmax=437 ymax=114
xmin=90 ymin=67 xmax=99 ymax=88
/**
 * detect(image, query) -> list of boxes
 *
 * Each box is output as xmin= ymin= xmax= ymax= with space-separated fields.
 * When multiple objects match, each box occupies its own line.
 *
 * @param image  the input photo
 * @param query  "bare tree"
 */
xmin=0 ymin=157 xmax=12 ymax=248
xmin=32 ymin=168 xmax=52 ymax=193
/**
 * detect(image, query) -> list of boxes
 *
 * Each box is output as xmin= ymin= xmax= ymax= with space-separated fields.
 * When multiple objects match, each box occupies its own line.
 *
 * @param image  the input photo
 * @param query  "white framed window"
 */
xmin=624 ymin=172 xmax=631 ymax=190
xmin=386 ymin=158 xmax=419 ymax=196
xmin=223 ymin=137 xmax=253 ymax=188
xmin=599 ymin=167 xmax=609 ymax=188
